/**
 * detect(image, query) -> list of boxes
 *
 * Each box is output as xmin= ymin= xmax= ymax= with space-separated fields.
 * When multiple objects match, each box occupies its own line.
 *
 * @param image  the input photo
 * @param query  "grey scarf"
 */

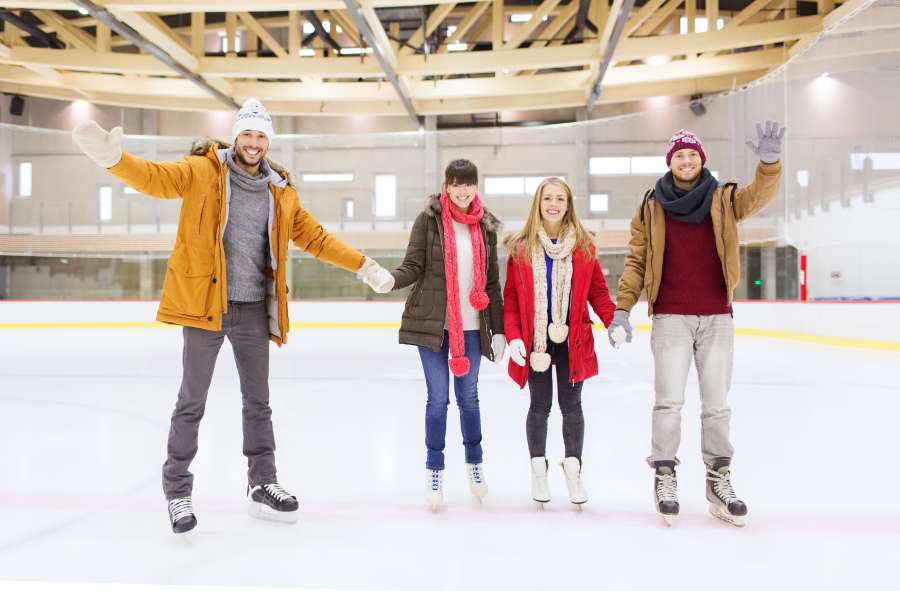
xmin=226 ymin=148 xmax=271 ymax=191
xmin=654 ymin=168 xmax=718 ymax=223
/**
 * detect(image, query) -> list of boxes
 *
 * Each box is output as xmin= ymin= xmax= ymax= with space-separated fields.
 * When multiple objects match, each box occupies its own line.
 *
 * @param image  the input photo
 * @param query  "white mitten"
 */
xmin=357 ymin=257 xmax=395 ymax=294
xmin=508 ymin=338 xmax=527 ymax=367
xmin=491 ymin=334 xmax=506 ymax=364
xmin=72 ymin=121 xmax=123 ymax=168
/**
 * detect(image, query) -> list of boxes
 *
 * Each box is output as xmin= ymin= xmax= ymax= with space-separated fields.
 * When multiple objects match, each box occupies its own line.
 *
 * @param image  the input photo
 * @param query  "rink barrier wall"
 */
xmin=0 ymin=301 xmax=898 ymax=352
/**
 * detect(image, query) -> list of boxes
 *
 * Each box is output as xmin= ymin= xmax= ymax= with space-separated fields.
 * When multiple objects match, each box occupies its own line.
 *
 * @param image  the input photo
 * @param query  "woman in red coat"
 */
xmin=503 ymin=177 xmax=616 ymax=507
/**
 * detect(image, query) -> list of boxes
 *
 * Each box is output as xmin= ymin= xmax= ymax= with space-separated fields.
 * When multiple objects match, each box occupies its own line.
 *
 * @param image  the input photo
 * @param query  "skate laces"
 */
xmin=707 ymin=469 xmax=738 ymax=503
xmin=262 ymin=483 xmax=294 ymax=502
xmin=168 ymin=497 xmax=194 ymax=521
xmin=430 ymin=470 xmax=441 ymax=491
xmin=469 ymin=464 xmax=483 ymax=484
xmin=656 ymin=472 xmax=678 ymax=502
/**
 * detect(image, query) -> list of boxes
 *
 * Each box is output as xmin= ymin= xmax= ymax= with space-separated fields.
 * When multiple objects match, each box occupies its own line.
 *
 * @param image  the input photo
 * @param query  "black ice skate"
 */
xmin=247 ymin=482 xmax=299 ymax=523
xmin=654 ymin=464 xmax=680 ymax=526
xmin=706 ymin=463 xmax=748 ymax=527
xmin=167 ymin=496 xmax=197 ymax=534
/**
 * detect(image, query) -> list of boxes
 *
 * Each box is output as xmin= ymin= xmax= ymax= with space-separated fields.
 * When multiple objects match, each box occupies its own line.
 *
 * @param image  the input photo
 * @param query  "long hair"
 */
xmin=504 ymin=177 xmax=595 ymax=261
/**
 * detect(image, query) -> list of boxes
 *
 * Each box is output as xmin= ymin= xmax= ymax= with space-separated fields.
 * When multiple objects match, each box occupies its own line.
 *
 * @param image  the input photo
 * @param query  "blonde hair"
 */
xmin=504 ymin=177 xmax=595 ymax=260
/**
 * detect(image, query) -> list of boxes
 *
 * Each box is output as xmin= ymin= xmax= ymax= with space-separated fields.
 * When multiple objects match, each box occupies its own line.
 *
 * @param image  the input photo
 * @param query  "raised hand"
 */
xmin=746 ymin=120 xmax=786 ymax=164
xmin=72 ymin=120 xmax=123 ymax=168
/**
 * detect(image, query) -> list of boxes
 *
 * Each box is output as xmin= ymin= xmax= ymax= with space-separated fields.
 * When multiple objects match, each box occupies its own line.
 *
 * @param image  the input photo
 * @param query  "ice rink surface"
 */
xmin=1 ymin=302 xmax=899 ymax=591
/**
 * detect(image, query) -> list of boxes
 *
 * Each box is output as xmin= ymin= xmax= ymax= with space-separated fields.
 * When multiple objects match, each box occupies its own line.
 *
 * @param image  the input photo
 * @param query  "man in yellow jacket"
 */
xmin=610 ymin=122 xmax=785 ymax=528
xmin=72 ymin=99 xmax=394 ymax=534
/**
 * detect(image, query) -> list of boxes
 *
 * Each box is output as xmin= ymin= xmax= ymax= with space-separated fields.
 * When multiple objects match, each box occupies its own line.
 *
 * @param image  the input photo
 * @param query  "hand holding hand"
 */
xmin=508 ymin=338 xmax=527 ymax=367
xmin=607 ymin=309 xmax=633 ymax=347
xmin=357 ymin=257 xmax=395 ymax=293
xmin=491 ymin=334 xmax=507 ymax=364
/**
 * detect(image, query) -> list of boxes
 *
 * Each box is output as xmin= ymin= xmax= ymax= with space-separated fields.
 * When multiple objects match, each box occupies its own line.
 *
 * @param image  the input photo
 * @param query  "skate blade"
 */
xmin=535 ymin=502 xmax=547 ymax=511
xmin=660 ymin=514 xmax=677 ymax=527
xmin=709 ymin=503 xmax=746 ymax=527
xmin=247 ymin=500 xmax=299 ymax=524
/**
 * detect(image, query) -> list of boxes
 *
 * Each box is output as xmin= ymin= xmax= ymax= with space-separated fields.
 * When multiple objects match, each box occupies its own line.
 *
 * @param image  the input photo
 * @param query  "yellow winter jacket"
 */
xmin=107 ymin=139 xmax=365 ymax=345
xmin=616 ymin=161 xmax=783 ymax=315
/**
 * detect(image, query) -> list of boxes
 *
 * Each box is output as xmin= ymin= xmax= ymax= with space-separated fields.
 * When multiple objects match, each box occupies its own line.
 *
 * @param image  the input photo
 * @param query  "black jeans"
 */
xmin=526 ymin=341 xmax=585 ymax=460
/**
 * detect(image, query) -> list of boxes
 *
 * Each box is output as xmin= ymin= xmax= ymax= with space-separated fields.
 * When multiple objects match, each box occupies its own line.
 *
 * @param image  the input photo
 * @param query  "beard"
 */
xmin=672 ymin=167 xmax=701 ymax=184
xmin=235 ymin=146 xmax=265 ymax=168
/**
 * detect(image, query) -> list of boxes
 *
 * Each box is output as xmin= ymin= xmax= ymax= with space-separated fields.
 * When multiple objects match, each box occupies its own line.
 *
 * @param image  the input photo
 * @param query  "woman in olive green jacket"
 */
xmin=389 ymin=159 xmax=505 ymax=510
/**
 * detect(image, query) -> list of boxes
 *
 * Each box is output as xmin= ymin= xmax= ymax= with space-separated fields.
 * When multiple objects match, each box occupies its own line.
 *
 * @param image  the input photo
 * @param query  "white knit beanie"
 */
xmin=232 ymin=98 xmax=274 ymax=142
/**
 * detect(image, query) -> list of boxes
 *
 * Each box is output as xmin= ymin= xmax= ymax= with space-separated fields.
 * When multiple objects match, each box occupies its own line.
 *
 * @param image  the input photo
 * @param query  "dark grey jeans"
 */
xmin=162 ymin=300 xmax=277 ymax=499
xmin=526 ymin=341 xmax=585 ymax=460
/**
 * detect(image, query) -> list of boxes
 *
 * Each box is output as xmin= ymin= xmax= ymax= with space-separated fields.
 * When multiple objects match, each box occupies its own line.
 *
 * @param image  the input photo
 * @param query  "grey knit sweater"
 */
xmin=223 ymin=150 xmax=271 ymax=302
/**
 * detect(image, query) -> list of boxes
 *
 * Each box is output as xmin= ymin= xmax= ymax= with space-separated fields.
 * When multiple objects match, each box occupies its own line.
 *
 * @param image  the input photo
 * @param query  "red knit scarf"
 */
xmin=440 ymin=193 xmax=489 ymax=377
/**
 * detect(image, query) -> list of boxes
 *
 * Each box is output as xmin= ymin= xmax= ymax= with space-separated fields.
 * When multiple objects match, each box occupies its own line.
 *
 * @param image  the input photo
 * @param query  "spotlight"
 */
xmin=689 ymin=93 xmax=706 ymax=117
xmin=10 ymin=95 xmax=24 ymax=116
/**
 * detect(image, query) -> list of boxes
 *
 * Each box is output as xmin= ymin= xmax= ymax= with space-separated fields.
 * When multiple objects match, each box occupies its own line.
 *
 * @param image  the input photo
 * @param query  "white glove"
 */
xmin=357 ymin=256 xmax=395 ymax=294
xmin=72 ymin=120 xmax=123 ymax=168
xmin=491 ymin=334 xmax=506 ymax=364
xmin=508 ymin=338 xmax=527 ymax=367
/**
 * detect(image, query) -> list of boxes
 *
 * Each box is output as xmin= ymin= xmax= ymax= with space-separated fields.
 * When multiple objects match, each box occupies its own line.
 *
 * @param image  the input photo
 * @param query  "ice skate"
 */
xmin=167 ymin=496 xmax=197 ymax=534
xmin=466 ymin=463 xmax=488 ymax=502
xmin=247 ymin=482 xmax=299 ymax=524
xmin=531 ymin=457 xmax=551 ymax=508
xmin=654 ymin=465 xmax=679 ymax=526
xmin=706 ymin=464 xmax=748 ymax=527
xmin=560 ymin=457 xmax=588 ymax=509
xmin=425 ymin=468 xmax=443 ymax=511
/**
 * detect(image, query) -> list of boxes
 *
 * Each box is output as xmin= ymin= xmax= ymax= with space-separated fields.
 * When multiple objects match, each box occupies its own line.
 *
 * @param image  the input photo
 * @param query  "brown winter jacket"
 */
xmin=617 ymin=161 xmax=783 ymax=315
xmin=106 ymin=139 xmax=365 ymax=345
xmin=391 ymin=195 xmax=504 ymax=360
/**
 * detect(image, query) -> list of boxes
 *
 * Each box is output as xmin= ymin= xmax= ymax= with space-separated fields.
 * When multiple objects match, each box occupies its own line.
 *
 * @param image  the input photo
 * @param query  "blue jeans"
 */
xmin=418 ymin=330 xmax=484 ymax=470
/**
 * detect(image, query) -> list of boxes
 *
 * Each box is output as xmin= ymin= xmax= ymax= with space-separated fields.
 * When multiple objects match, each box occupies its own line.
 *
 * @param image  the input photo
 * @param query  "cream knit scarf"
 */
xmin=530 ymin=225 xmax=576 ymax=372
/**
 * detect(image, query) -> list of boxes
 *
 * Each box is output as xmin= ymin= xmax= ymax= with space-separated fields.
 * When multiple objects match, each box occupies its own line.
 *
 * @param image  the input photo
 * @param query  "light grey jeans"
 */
xmin=648 ymin=313 xmax=735 ymax=469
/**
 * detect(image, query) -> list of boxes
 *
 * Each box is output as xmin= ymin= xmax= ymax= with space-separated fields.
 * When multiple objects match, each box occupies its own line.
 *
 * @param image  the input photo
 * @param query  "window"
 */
xmin=374 ymin=175 xmax=396 ymax=217
xmin=484 ymin=177 xmax=525 ymax=195
xmin=589 ymin=193 xmax=609 ymax=213
xmin=796 ymin=170 xmax=809 ymax=188
xmin=447 ymin=43 xmax=468 ymax=52
xmin=220 ymin=33 xmax=241 ymax=53
xmin=850 ymin=152 xmax=900 ymax=170
xmin=99 ymin=186 xmax=113 ymax=221
xmin=123 ymin=186 xmax=139 ymax=194
xmin=18 ymin=162 xmax=32 ymax=197
xmin=525 ymin=176 xmax=567 ymax=196
xmin=302 ymin=173 xmax=354 ymax=182
xmin=589 ymin=157 xmax=630 ymax=175
xmin=680 ymin=17 xmax=725 ymax=34
xmin=630 ymin=156 xmax=668 ymax=175
xmin=343 ymin=198 xmax=355 ymax=219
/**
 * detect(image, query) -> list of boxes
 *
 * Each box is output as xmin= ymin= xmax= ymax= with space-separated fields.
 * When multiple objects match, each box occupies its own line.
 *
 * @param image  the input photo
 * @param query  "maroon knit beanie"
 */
xmin=666 ymin=129 xmax=706 ymax=166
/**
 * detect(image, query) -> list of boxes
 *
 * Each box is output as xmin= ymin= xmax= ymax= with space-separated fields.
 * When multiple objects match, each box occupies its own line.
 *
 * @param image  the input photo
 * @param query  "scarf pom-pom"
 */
xmin=548 ymin=323 xmax=568 ymax=344
xmin=469 ymin=289 xmax=489 ymax=311
xmin=529 ymin=352 xmax=551 ymax=372
xmin=449 ymin=356 xmax=470 ymax=377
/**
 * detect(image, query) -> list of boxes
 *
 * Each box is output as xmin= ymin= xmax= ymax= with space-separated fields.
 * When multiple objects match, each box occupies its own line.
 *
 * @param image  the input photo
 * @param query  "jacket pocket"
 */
xmin=162 ymin=246 xmax=215 ymax=318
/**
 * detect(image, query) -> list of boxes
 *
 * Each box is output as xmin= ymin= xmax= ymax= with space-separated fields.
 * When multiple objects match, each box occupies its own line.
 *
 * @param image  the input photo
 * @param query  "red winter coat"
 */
xmin=503 ymin=246 xmax=616 ymax=388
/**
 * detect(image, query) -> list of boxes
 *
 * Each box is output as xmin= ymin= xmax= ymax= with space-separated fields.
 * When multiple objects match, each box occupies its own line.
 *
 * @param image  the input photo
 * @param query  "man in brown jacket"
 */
xmin=610 ymin=122 xmax=785 ymax=527
xmin=72 ymin=99 xmax=393 ymax=533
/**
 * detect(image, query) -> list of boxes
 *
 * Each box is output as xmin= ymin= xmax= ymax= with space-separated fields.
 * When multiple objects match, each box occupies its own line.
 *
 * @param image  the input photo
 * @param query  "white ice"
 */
xmin=1 ymin=302 xmax=899 ymax=591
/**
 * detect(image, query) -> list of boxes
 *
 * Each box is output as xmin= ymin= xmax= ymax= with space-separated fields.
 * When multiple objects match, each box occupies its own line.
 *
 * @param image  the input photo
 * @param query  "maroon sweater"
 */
xmin=654 ymin=212 xmax=731 ymax=315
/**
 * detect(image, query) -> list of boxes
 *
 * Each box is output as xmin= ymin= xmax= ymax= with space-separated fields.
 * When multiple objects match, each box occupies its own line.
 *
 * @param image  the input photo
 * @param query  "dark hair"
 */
xmin=444 ymin=159 xmax=478 ymax=187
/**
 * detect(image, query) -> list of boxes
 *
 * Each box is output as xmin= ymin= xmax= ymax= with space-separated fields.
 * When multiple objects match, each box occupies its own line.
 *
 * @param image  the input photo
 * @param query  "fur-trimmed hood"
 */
xmin=190 ymin=137 xmax=294 ymax=186
xmin=423 ymin=193 xmax=502 ymax=233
